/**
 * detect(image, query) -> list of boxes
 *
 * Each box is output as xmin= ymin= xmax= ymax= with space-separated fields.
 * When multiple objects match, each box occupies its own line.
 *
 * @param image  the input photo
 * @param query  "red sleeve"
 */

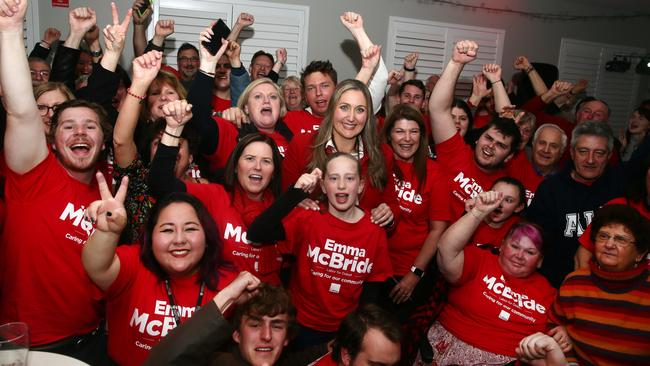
xmin=3 ymin=152 xmax=62 ymax=201
xmin=455 ymin=245 xmax=483 ymax=286
xmin=107 ymin=245 xmax=141 ymax=297
xmin=473 ymin=113 xmax=492 ymax=129
xmin=281 ymin=134 xmax=313 ymax=190
xmin=435 ymin=133 xmax=471 ymax=170
xmin=186 ymin=183 xmax=227 ymax=213
xmin=277 ymin=208 xmax=311 ymax=255
xmin=426 ymin=161 xmax=452 ymax=222
xmin=205 ymin=116 xmax=238 ymax=171
xmin=366 ymin=225 xmax=393 ymax=282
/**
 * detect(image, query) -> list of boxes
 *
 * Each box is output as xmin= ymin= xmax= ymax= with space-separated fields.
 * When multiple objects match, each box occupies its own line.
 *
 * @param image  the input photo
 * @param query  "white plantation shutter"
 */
xmin=23 ymin=0 xmax=38 ymax=53
xmin=152 ymin=0 xmax=308 ymax=79
xmin=558 ymin=38 xmax=645 ymax=134
xmin=386 ymin=17 xmax=504 ymax=98
xmin=233 ymin=3 xmax=308 ymax=82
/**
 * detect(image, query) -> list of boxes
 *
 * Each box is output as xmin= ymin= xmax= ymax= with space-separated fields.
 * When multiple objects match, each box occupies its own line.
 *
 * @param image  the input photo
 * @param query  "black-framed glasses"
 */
xmin=37 ymin=104 xmax=60 ymax=115
xmin=30 ymin=70 xmax=51 ymax=78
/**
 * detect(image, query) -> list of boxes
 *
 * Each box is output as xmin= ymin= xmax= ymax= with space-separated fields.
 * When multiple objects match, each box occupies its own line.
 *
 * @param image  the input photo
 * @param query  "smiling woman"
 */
xmin=549 ymin=204 xmax=650 ymax=365
xmin=82 ymin=178 xmax=222 ymax=366
xmin=417 ymin=190 xmax=555 ymax=365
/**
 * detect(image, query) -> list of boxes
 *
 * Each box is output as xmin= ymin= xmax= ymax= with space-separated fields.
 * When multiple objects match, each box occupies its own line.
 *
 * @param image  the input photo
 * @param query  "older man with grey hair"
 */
xmin=526 ymin=121 xmax=626 ymax=288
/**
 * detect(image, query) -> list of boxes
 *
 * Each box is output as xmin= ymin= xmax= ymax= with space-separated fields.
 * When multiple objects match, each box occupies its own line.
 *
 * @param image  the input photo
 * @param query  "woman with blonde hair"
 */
xmin=282 ymin=79 xmax=399 ymax=227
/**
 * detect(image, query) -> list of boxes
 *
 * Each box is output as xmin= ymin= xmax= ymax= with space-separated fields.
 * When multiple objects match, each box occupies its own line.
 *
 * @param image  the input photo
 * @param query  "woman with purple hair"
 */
xmin=416 ymin=191 xmax=558 ymax=365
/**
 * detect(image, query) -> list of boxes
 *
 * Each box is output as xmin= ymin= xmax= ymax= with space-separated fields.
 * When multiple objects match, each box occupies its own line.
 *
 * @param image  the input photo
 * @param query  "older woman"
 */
xmin=187 ymin=27 xmax=292 ymax=173
xmin=281 ymin=75 xmax=305 ymax=111
xmin=418 ymin=191 xmax=556 ymax=365
xmin=550 ymin=204 xmax=650 ymax=365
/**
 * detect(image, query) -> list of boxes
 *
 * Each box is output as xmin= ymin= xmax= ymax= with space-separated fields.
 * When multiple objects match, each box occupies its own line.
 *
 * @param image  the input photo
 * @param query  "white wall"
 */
xmin=35 ymin=0 xmax=649 ymax=100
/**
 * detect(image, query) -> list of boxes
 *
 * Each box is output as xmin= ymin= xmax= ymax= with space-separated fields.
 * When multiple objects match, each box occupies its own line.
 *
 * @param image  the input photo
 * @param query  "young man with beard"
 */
xmin=0 ymin=0 xmax=114 ymax=362
xmin=428 ymin=40 xmax=521 ymax=220
xmin=527 ymin=121 xmax=625 ymax=288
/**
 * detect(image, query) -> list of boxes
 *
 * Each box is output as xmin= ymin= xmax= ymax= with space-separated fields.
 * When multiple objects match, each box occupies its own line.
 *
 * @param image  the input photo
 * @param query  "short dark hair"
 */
xmin=141 ymin=192 xmax=222 ymax=290
xmin=251 ymin=50 xmax=274 ymax=66
xmin=492 ymin=176 xmax=527 ymax=208
xmin=332 ymin=304 xmax=401 ymax=362
xmin=300 ymin=60 xmax=337 ymax=88
xmin=233 ymin=283 xmax=297 ymax=339
xmin=398 ymin=79 xmax=425 ymax=96
xmin=223 ymin=133 xmax=283 ymax=198
xmin=451 ymin=98 xmax=474 ymax=131
xmin=484 ymin=117 xmax=522 ymax=155
xmin=589 ymin=204 xmax=650 ymax=255
xmin=177 ymin=43 xmax=199 ymax=55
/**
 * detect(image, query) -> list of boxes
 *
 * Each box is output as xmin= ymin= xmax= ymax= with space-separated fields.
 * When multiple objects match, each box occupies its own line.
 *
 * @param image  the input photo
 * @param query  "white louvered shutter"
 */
xmin=23 ymin=0 xmax=38 ymax=53
xmin=151 ymin=0 xmax=308 ymax=81
xmin=386 ymin=17 xmax=504 ymax=98
xmin=233 ymin=2 xmax=309 ymax=82
xmin=558 ymin=38 xmax=645 ymax=134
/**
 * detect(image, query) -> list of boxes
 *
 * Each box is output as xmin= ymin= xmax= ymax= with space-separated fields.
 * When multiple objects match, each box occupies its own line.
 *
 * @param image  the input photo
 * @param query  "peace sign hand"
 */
xmin=103 ymin=2 xmax=132 ymax=54
xmin=85 ymin=173 xmax=129 ymax=235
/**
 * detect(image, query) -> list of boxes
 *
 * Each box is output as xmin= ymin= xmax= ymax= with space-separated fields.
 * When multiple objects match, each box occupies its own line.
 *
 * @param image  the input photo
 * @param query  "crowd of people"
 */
xmin=0 ymin=0 xmax=648 ymax=365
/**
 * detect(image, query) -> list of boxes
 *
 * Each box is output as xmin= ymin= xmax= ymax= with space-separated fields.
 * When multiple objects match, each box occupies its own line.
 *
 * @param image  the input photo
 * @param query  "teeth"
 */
xmin=255 ymin=347 xmax=272 ymax=352
xmin=172 ymin=250 xmax=189 ymax=255
xmin=250 ymin=174 xmax=262 ymax=180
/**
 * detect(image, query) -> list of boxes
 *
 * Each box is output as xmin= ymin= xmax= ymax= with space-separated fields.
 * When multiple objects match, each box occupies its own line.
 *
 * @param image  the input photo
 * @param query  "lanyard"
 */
xmin=164 ymin=279 xmax=205 ymax=326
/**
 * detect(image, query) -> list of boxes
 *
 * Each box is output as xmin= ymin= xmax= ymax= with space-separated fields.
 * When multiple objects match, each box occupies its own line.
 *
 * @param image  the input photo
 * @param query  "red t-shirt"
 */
xmin=439 ymin=246 xmax=555 ymax=356
xmin=283 ymin=109 xmax=322 ymax=135
xmin=280 ymin=209 xmax=393 ymax=332
xmin=435 ymin=133 xmax=507 ymax=220
xmin=309 ymin=353 xmax=337 ymax=366
xmin=506 ymin=151 xmax=544 ymax=206
xmin=469 ymin=216 xmax=519 ymax=249
xmin=106 ymin=245 xmax=219 ymax=366
xmin=186 ymin=183 xmax=282 ymax=288
xmin=579 ymin=197 xmax=650 ymax=252
xmin=211 ymin=95 xmax=231 ymax=113
xmin=281 ymin=134 xmax=400 ymax=218
xmin=204 ymin=116 xmax=290 ymax=171
xmin=0 ymin=153 xmax=103 ymax=345
xmin=389 ymin=160 xmax=451 ymax=275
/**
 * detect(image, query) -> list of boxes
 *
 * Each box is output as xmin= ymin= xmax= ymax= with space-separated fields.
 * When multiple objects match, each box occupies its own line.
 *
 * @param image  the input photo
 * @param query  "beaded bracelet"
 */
xmin=126 ymin=88 xmax=146 ymax=100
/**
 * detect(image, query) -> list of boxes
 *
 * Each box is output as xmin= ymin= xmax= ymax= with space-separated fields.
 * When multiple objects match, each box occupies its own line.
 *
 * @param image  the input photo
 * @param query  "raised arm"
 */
xmin=436 ymin=191 xmax=503 ymax=284
xmin=482 ymin=63 xmax=511 ymax=114
xmin=100 ymin=3 xmax=132 ymax=72
xmin=227 ymin=12 xmax=254 ymax=42
xmin=149 ymin=19 xmax=174 ymax=51
xmin=82 ymin=173 xmax=129 ymax=291
xmin=185 ymin=27 xmax=229 ymax=155
xmin=63 ymin=6 xmax=96 ymax=49
xmin=514 ymin=56 xmax=548 ymax=96
xmin=84 ymin=25 xmax=101 ymax=63
xmin=147 ymin=100 xmax=193 ymax=198
xmin=131 ymin=0 xmax=152 ymax=57
xmin=429 ymin=40 xmax=478 ymax=144
xmin=113 ymin=51 xmax=162 ymax=168
xmin=51 ymin=6 xmax=96 ymax=90
xmin=271 ymin=47 xmax=287 ymax=76
xmin=29 ymin=27 xmax=60 ymax=59
xmin=355 ymin=44 xmax=381 ymax=85
xmin=468 ymin=73 xmax=490 ymax=108
xmin=0 ymin=0 xmax=48 ymax=174
xmin=540 ymin=80 xmax=573 ymax=105
xmin=247 ymin=169 xmax=321 ymax=244
xmin=341 ymin=11 xmax=387 ymax=113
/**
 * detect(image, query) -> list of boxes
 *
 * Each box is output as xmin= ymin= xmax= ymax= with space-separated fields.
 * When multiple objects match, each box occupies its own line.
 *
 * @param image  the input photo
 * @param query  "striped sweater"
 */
xmin=550 ymin=261 xmax=650 ymax=365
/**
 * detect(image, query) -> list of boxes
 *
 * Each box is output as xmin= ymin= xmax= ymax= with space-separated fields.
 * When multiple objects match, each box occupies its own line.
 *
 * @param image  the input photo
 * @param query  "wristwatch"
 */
xmin=410 ymin=266 xmax=425 ymax=278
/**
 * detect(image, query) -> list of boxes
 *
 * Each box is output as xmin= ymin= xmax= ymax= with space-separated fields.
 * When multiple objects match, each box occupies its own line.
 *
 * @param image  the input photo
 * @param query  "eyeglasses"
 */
xmin=37 ymin=104 xmax=60 ymax=115
xmin=178 ymin=57 xmax=199 ymax=63
xmin=595 ymin=231 xmax=636 ymax=248
xmin=31 ymin=70 xmax=51 ymax=78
